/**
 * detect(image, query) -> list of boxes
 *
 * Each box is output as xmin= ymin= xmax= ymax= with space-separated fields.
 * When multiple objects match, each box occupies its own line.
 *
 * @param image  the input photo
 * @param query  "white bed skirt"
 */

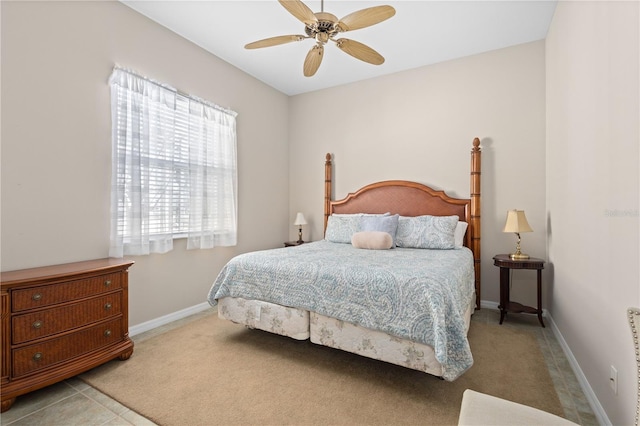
xmin=216 ymin=294 xmax=474 ymax=376
xmin=310 ymin=297 xmax=474 ymax=376
xmin=217 ymin=297 xmax=310 ymax=340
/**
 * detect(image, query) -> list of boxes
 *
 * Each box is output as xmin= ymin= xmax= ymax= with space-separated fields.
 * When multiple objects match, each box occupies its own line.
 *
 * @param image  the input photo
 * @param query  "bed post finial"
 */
xmin=470 ymin=138 xmax=481 ymax=310
xmin=324 ymin=153 xmax=333 ymax=235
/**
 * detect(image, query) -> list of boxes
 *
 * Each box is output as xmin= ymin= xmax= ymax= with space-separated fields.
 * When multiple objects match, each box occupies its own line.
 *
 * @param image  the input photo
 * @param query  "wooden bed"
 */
xmin=324 ymin=137 xmax=482 ymax=309
xmin=209 ymin=138 xmax=482 ymax=380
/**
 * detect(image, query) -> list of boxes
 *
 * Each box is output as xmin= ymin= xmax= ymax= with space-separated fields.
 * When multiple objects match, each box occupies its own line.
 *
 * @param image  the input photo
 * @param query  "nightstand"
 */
xmin=493 ymin=254 xmax=545 ymax=327
xmin=284 ymin=241 xmax=304 ymax=247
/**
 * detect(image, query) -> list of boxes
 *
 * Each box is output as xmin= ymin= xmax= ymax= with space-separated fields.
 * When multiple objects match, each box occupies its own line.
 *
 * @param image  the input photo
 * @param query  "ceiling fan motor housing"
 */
xmin=305 ymin=12 xmax=340 ymax=42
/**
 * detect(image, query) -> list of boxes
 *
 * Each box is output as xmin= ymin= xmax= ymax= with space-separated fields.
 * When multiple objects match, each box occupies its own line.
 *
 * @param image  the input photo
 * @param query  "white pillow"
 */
xmin=351 ymin=231 xmax=393 ymax=250
xmin=455 ymin=221 xmax=468 ymax=248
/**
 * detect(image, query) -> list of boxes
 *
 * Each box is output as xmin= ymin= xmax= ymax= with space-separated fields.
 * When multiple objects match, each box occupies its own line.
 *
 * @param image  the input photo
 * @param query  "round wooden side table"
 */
xmin=493 ymin=254 xmax=546 ymax=327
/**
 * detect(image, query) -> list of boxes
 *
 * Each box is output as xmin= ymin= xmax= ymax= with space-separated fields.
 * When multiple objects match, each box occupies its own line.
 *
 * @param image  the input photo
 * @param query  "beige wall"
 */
xmin=0 ymin=1 xmax=290 ymax=326
xmin=289 ymin=41 xmax=547 ymax=307
xmin=546 ymin=1 xmax=639 ymax=424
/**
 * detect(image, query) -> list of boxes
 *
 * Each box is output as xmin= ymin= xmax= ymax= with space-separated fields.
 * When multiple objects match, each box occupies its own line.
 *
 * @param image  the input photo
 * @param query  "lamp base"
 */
xmin=510 ymin=237 xmax=529 ymax=260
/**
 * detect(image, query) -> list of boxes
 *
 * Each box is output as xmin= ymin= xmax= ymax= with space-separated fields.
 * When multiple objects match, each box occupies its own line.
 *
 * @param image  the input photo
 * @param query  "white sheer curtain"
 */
xmin=109 ymin=67 xmax=237 ymax=257
xmin=186 ymin=99 xmax=238 ymax=249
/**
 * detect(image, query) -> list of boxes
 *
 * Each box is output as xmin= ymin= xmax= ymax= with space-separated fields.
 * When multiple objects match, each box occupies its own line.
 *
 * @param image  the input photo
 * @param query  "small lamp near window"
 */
xmin=294 ymin=212 xmax=307 ymax=243
xmin=503 ymin=210 xmax=533 ymax=260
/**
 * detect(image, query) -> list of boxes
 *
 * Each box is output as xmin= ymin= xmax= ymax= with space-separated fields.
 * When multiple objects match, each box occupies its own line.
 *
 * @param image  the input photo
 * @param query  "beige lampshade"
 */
xmin=294 ymin=212 xmax=307 ymax=226
xmin=503 ymin=210 xmax=533 ymax=233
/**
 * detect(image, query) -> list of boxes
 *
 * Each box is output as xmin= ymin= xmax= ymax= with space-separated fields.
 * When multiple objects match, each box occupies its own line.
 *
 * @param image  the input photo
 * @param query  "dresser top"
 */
xmin=1 ymin=258 xmax=135 ymax=288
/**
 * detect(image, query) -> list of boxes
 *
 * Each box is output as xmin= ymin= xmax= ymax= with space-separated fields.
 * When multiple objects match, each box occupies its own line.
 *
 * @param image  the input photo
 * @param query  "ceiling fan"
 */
xmin=245 ymin=0 xmax=396 ymax=77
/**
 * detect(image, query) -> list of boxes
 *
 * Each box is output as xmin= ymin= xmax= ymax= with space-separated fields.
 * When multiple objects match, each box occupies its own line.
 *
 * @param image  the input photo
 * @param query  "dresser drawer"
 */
xmin=12 ymin=292 xmax=123 ymax=345
xmin=12 ymin=318 xmax=124 ymax=378
xmin=11 ymin=273 xmax=122 ymax=312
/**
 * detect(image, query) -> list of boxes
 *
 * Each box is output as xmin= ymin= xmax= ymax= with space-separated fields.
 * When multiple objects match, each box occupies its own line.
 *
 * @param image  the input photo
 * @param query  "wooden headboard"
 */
xmin=323 ymin=138 xmax=482 ymax=310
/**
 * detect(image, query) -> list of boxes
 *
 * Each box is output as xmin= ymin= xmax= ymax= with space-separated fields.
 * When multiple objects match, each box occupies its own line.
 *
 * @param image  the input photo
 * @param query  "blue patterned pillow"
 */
xmin=396 ymin=215 xmax=459 ymax=249
xmin=359 ymin=214 xmax=400 ymax=247
xmin=325 ymin=214 xmax=390 ymax=243
xmin=325 ymin=215 xmax=360 ymax=243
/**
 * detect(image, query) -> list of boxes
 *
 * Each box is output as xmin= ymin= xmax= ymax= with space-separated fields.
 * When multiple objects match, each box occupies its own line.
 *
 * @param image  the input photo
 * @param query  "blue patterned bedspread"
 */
xmin=207 ymin=240 xmax=475 ymax=380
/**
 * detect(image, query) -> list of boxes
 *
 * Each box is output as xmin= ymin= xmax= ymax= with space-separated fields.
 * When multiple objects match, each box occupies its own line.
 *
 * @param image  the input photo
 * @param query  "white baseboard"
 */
xmin=128 ymin=301 xmax=212 ymax=337
xmin=480 ymin=299 xmax=609 ymax=426
xmin=480 ymin=300 xmax=499 ymax=310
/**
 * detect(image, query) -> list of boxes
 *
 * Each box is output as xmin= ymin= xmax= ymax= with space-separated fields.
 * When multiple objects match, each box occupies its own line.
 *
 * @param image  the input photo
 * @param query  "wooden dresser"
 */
xmin=1 ymin=258 xmax=134 ymax=412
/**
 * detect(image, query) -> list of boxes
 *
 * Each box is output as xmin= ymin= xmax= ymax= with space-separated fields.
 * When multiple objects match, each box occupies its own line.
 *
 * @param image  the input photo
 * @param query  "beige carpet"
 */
xmin=80 ymin=313 xmax=564 ymax=426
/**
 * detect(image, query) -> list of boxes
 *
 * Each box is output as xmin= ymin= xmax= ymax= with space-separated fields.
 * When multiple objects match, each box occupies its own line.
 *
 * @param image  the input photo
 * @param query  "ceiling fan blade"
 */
xmin=245 ymin=35 xmax=307 ymax=49
xmin=336 ymin=38 xmax=384 ymax=65
xmin=337 ymin=5 xmax=395 ymax=32
xmin=303 ymin=44 xmax=324 ymax=77
xmin=278 ymin=0 xmax=318 ymax=27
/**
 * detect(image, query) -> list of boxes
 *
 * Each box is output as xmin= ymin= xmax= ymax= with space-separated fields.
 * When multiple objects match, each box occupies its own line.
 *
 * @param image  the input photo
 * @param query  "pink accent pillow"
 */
xmin=351 ymin=231 xmax=393 ymax=250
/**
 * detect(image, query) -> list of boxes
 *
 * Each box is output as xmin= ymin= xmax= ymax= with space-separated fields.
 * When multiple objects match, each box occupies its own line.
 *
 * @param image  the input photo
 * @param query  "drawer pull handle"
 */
xmin=33 ymin=352 xmax=43 ymax=362
xmin=104 ymin=280 xmax=111 ymax=287
xmin=104 ymin=303 xmax=112 ymax=310
xmin=32 ymin=320 xmax=43 ymax=329
xmin=104 ymin=329 xmax=112 ymax=337
xmin=32 ymin=293 xmax=42 ymax=301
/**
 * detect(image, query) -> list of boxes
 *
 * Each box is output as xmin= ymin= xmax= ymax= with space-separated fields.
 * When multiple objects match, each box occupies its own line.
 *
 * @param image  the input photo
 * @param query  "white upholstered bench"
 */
xmin=458 ymin=389 xmax=578 ymax=426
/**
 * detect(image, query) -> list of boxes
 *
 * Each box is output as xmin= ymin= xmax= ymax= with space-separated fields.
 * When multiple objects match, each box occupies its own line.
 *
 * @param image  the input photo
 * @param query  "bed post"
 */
xmin=470 ymin=138 xmax=482 ymax=310
xmin=324 ymin=153 xmax=333 ymax=235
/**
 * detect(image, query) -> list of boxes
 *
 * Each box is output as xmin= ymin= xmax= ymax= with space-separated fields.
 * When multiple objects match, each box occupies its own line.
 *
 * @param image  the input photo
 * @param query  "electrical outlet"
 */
xmin=610 ymin=365 xmax=618 ymax=394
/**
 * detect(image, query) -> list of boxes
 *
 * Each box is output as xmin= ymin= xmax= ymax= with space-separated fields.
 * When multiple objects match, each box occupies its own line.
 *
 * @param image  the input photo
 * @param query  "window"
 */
xmin=109 ymin=67 xmax=237 ymax=257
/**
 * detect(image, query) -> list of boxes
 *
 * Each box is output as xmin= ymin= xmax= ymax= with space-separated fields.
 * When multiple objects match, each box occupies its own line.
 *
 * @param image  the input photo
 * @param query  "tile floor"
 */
xmin=0 ymin=308 xmax=598 ymax=426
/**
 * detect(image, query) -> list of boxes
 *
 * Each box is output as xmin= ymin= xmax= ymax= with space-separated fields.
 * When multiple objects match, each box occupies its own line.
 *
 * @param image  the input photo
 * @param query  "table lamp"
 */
xmin=503 ymin=209 xmax=533 ymax=260
xmin=294 ymin=212 xmax=307 ymax=243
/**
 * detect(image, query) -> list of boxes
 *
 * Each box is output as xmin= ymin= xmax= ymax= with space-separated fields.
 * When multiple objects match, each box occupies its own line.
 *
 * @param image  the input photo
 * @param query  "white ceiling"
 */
xmin=121 ymin=0 xmax=557 ymax=96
